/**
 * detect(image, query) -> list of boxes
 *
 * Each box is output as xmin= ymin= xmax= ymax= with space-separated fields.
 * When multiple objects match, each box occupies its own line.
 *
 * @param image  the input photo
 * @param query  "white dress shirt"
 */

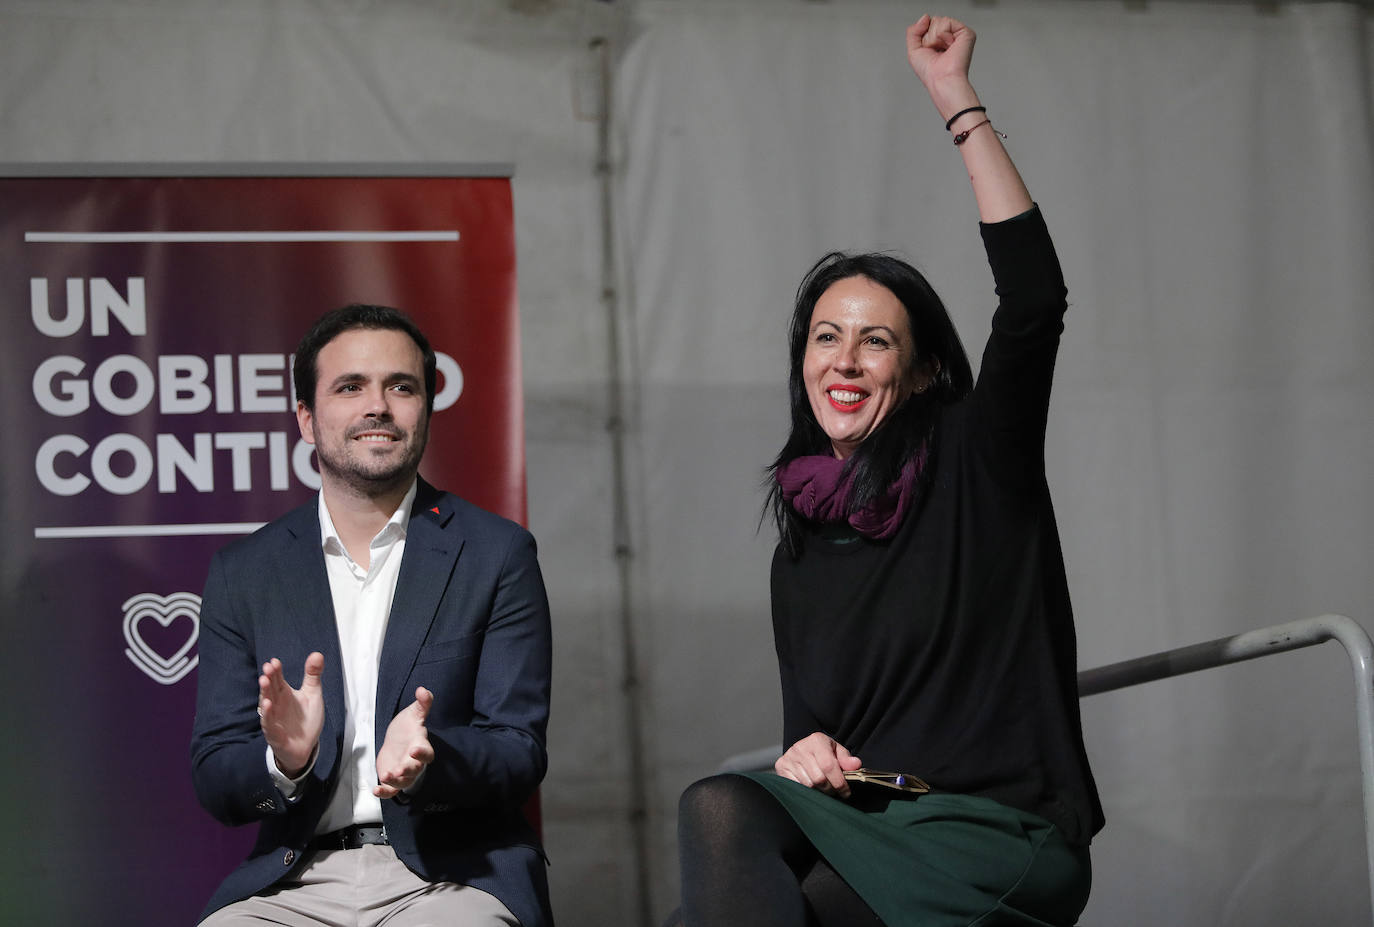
xmin=267 ymin=480 xmax=417 ymax=833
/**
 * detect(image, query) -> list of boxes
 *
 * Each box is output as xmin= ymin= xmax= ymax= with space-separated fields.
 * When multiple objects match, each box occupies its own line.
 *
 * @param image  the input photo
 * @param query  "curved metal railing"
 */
xmin=719 ymin=613 xmax=1374 ymax=915
xmin=1077 ymin=613 xmax=1374 ymax=917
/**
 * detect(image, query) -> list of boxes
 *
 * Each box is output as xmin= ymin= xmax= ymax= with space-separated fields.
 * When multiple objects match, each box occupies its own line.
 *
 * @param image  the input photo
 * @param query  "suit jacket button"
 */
xmin=283 ymin=850 xmax=295 ymax=866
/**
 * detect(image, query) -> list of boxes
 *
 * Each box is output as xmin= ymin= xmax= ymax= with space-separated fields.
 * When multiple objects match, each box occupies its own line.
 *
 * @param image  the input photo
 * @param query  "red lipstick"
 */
xmin=826 ymin=386 xmax=869 ymax=412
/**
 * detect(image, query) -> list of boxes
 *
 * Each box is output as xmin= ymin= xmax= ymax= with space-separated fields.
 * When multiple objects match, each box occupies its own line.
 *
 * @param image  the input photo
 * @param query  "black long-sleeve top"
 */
xmin=770 ymin=207 xmax=1104 ymax=845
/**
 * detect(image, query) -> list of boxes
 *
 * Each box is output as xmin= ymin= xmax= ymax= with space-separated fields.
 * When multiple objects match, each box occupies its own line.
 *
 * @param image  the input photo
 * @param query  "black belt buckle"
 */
xmin=314 ymin=824 xmax=388 ymax=852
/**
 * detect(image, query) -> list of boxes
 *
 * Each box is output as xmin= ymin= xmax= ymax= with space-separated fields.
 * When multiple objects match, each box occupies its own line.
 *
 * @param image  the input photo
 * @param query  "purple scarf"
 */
xmin=776 ymin=448 xmax=925 ymax=540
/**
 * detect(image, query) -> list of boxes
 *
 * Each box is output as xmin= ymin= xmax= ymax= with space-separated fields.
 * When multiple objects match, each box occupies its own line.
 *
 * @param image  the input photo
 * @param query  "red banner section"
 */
xmin=0 ymin=174 xmax=521 ymax=926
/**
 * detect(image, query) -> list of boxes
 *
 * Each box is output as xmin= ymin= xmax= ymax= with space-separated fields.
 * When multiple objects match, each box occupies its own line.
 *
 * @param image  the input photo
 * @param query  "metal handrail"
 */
xmin=1078 ymin=614 xmax=1374 ymax=918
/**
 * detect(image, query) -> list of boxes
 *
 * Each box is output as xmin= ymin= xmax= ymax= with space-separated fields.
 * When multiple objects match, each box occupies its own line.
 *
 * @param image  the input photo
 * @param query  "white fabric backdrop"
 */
xmin=1 ymin=0 xmax=1371 ymax=924
xmin=615 ymin=2 xmax=1374 ymax=925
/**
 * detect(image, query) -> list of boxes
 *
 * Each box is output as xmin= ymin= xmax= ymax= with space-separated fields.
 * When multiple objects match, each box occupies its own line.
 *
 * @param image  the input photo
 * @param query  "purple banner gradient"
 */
xmin=0 ymin=175 xmax=521 ymax=926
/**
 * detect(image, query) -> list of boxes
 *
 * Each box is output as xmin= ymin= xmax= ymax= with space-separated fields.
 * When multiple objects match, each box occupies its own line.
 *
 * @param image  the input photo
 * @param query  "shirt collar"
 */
xmin=318 ymin=479 xmax=419 ymax=558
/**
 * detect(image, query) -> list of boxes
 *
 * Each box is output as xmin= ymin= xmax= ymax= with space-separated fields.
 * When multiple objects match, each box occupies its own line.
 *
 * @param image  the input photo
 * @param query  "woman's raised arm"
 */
xmin=907 ymin=14 xmax=1032 ymax=223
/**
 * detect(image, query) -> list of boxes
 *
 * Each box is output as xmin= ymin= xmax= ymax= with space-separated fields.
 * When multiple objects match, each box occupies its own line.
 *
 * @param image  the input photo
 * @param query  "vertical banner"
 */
xmin=0 ymin=173 xmax=521 ymax=926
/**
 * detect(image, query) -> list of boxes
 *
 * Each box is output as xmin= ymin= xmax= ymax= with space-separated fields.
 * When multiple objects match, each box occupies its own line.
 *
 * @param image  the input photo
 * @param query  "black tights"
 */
xmin=662 ymin=774 xmax=882 ymax=927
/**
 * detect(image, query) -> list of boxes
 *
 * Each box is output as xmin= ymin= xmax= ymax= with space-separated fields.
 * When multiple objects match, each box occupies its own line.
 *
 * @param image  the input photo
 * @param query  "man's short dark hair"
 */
xmin=293 ymin=304 xmax=438 ymax=414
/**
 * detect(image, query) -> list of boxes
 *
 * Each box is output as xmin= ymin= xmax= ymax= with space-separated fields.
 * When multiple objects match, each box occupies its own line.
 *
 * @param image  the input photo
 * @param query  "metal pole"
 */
xmin=591 ymin=35 xmax=655 ymax=927
xmin=1079 ymin=614 xmax=1374 ymax=918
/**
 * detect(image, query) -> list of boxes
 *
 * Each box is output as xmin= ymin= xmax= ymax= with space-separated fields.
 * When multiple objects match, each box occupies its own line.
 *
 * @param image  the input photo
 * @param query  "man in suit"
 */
xmin=191 ymin=304 xmax=552 ymax=926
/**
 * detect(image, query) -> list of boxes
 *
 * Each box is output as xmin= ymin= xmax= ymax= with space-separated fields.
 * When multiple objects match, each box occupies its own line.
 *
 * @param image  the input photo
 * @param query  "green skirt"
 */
xmin=739 ymin=772 xmax=1090 ymax=927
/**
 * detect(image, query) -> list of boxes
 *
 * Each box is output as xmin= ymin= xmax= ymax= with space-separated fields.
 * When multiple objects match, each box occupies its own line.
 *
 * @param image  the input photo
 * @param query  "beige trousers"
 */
xmin=199 ymin=844 xmax=520 ymax=927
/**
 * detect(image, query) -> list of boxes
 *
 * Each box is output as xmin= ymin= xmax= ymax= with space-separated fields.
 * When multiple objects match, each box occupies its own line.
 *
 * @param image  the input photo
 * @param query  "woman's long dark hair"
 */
xmin=766 ymin=251 xmax=974 ymax=556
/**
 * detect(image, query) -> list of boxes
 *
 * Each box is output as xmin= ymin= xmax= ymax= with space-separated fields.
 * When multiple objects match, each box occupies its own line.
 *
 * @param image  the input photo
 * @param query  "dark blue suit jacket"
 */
xmin=191 ymin=480 xmax=553 ymax=926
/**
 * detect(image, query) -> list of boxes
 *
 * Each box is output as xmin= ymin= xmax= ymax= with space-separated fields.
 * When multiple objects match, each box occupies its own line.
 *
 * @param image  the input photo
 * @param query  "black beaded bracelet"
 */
xmin=944 ymin=105 xmax=986 ymax=131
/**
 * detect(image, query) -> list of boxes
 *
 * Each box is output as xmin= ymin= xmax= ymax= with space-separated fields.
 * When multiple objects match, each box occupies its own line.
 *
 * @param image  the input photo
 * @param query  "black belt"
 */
xmin=309 ymin=824 xmax=389 ymax=852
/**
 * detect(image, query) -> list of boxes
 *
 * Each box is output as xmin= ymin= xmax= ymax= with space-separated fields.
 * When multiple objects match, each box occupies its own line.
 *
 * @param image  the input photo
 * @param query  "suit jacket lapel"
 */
xmin=277 ymin=501 xmax=347 ymax=778
xmin=376 ymin=481 xmax=464 ymax=722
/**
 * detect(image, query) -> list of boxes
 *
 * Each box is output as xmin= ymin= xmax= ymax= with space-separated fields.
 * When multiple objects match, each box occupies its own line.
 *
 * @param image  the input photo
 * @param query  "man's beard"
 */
xmin=316 ymin=420 xmax=428 ymax=496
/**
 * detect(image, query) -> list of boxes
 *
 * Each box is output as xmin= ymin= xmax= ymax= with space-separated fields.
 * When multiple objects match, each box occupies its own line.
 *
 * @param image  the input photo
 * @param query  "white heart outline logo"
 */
xmin=123 ymin=592 xmax=201 ymax=685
